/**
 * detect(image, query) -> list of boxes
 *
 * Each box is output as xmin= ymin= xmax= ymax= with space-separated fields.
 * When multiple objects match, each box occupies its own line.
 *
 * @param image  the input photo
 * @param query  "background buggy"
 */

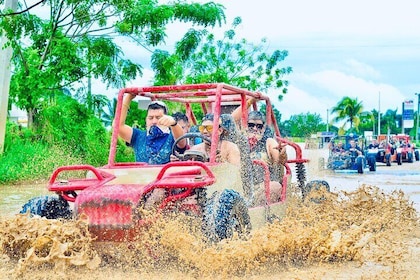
xmin=327 ymin=134 xmax=370 ymax=173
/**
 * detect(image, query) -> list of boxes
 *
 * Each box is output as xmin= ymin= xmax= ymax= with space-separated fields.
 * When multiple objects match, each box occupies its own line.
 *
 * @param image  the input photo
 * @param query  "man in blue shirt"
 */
xmin=116 ymin=94 xmax=187 ymax=164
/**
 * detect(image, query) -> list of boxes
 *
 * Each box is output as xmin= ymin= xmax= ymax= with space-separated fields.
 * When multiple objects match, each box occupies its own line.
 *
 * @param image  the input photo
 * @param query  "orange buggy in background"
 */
xmin=378 ymin=134 xmax=419 ymax=164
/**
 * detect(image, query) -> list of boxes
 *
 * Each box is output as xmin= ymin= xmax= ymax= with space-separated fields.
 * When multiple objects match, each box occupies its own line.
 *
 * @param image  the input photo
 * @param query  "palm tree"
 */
xmin=331 ymin=97 xmax=364 ymax=135
xmin=359 ymin=110 xmax=376 ymax=135
xmin=382 ymin=109 xmax=399 ymax=134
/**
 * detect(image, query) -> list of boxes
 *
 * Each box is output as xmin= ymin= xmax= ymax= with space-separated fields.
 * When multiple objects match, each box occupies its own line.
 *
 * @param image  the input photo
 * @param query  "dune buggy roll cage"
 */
xmin=109 ymin=83 xmax=307 ymax=166
xmin=105 ymin=83 xmax=309 ymax=196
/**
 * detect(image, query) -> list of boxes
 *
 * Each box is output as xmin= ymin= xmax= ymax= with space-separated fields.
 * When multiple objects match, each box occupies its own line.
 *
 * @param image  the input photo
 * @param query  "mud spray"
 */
xmin=0 ymin=182 xmax=419 ymax=280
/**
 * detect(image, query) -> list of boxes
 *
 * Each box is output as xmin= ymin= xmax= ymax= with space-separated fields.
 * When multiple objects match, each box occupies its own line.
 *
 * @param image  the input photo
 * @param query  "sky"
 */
xmin=6 ymin=0 xmax=420 ymax=124
xmin=109 ymin=0 xmax=420 ymax=124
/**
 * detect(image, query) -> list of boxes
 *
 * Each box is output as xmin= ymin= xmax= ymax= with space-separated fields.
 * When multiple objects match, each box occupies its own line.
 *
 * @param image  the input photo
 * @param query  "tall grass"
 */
xmin=0 ymin=120 xmax=134 ymax=184
xmin=0 ymin=139 xmax=81 ymax=184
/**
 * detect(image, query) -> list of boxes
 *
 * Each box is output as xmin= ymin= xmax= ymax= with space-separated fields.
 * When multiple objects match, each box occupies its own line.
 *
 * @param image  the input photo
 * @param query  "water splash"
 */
xmin=1 ymin=184 xmax=418 ymax=279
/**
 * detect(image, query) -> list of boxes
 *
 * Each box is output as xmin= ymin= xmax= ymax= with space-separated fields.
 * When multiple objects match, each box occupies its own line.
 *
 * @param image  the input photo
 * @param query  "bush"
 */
xmin=0 ymin=139 xmax=82 ymax=184
xmin=1 ymin=92 xmax=141 ymax=184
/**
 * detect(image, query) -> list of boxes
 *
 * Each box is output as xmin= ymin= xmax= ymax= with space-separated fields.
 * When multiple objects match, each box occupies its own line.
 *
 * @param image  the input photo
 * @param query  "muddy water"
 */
xmin=0 ymin=146 xmax=419 ymax=280
xmin=300 ymin=146 xmax=420 ymax=212
xmin=0 ymin=184 xmax=50 ymax=218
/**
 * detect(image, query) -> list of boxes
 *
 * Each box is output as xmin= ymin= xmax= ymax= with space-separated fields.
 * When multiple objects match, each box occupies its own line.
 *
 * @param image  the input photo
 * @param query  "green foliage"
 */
xmin=151 ymin=17 xmax=292 ymax=99
xmin=330 ymin=96 xmax=364 ymax=135
xmin=0 ymin=115 xmax=134 ymax=184
xmin=0 ymin=0 xmax=227 ymax=183
xmin=381 ymin=109 xmax=399 ymax=134
xmin=1 ymin=0 xmax=225 ymax=128
xmin=358 ymin=110 xmax=376 ymax=134
xmin=282 ymin=112 xmax=325 ymax=138
xmin=0 ymin=122 xmax=83 ymax=183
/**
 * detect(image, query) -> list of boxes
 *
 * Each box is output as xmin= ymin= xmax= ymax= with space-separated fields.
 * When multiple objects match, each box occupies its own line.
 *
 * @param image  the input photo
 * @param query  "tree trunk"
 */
xmin=27 ymin=108 xmax=34 ymax=129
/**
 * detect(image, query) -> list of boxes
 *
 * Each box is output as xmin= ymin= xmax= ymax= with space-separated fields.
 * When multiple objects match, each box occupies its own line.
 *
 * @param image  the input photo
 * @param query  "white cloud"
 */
xmin=275 ymin=67 xmax=407 ymax=122
xmin=340 ymin=59 xmax=381 ymax=80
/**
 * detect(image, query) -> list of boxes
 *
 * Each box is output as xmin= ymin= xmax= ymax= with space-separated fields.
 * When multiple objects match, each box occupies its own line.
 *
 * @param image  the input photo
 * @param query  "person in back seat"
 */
xmin=231 ymin=99 xmax=287 ymax=205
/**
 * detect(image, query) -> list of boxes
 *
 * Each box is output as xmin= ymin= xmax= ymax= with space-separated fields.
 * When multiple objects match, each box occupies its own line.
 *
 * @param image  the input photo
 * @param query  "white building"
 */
xmin=9 ymin=105 xmax=27 ymax=127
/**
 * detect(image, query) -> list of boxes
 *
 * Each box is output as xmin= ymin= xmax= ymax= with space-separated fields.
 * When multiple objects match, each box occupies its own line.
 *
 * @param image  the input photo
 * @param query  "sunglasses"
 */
xmin=198 ymin=125 xmax=214 ymax=133
xmin=248 ymin=123 xmax=264 ymax=130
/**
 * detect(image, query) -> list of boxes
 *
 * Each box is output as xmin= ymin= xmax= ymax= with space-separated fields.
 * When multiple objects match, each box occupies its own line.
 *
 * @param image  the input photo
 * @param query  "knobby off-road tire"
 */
xmin=367 ymin=156 xmax=376 ymax=171
xmin=20 ymin=195 xmax=72 ymax=219
xmin=303 ymin=180 xmax=330 ymax=203
xmin=408 ymin=152 xmax=413 ymax=163
xmin=202 ymin=189 xmax=251 ymax=243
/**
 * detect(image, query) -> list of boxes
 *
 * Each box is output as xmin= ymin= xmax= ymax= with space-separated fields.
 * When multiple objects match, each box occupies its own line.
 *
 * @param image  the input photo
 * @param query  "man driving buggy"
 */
xmin=115 ymin=94 xmax=187 ymax=164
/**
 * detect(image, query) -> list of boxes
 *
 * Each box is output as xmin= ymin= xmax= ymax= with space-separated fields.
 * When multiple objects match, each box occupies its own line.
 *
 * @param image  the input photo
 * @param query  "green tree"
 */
xmin=381 ymin=109 xmax=399 ymax=134
xmin=282 ymin=112 xmax=325 ymax=137
xmin=331 ymin=97 xmax=364 ymax=135
xmin=151 ymin=17 xmax=292 ymax=99
xmin=0 ymin=0 xmax=225 ymax=128
xmin=358 ymin=110 xmax=376 ymax=135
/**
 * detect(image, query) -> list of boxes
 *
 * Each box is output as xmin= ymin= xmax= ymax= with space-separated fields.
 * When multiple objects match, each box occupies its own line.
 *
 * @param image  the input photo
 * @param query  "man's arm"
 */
xmin=170 ymin=122 xmax=187 ymax=149
xmin=158 ymin=115 xmax=187 ymax=149
xmin=231 ymin=97 xmax=256 ymax=124
xmin=113 ymin=94 xmax=134 ymax=144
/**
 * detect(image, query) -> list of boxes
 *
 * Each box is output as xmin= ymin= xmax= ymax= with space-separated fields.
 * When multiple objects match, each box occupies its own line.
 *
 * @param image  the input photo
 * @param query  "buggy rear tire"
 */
xmin=408 ymin=152 xmax=413 ymax=163
xmin=304 ymin=180 xmax=330 ymax=203
xmin=368 ymin=156 xmax=376 ymax=171
xmin=20 ymin=195 xmax=72 ymax=219
xmin=415 ymin=150 xmax=420 ymax=161
xmin=202 ymin=189 xmax=251 ymax=242
xmin=356 ymin=161 xmax=363 ymax=174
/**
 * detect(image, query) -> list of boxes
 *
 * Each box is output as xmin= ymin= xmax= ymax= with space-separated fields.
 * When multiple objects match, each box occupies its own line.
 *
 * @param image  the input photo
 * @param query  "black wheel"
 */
xmin=408 ymin=152 xmax=413 ymax=163
xmin=415 ymin=150 xmax=420 ymax=161
xmin=202 ymin=189 xmax=251 ymax=242
xmin=303 ymin=180 xmax=330 ymax=203
xmin=20 ymin=195 xmax=72 ymax=219
xmin=368 ymin=156 xmax=376 ymax=171
xmin=357 ymin=159 xmax=363 ymax=174
xmin=386 ymin=154 xmax=391 ymax=166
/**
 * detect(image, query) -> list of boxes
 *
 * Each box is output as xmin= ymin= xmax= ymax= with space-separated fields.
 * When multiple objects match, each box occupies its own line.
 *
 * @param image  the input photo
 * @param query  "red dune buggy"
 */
xmin=21 ymin=83 xmax=316 ymax=242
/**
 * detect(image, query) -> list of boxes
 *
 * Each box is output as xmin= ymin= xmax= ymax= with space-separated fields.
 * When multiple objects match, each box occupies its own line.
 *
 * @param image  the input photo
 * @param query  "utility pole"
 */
xmin=0 ymin=0 xmax=17 ymax=154
xmin=416 ymin=93 xmax=419 ymax=144
xmin=377 ymin=91 xmax=381 ymax=136
xmin=326 ymin=109 xmax=329 ymax=132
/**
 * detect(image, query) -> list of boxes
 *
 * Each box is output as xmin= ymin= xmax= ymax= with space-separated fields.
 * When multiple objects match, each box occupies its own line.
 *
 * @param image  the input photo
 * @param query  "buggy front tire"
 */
xmin=202 ymin=189 xmax=251 ymax=242
xmin=367 ymin=156 xmax=376 ymax=171
xmin=20 ymin=195 xmax=72 ymax=219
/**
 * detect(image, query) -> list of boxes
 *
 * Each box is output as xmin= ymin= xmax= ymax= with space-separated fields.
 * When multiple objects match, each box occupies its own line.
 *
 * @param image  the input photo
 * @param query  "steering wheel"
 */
xmin=172 ymin=132 xmax=211 ymax=162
